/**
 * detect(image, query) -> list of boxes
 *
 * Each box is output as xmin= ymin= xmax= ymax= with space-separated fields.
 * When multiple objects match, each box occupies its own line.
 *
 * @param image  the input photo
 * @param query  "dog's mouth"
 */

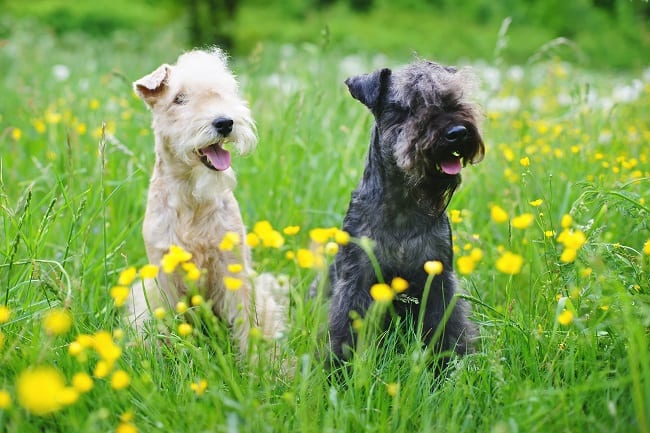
xmin=438 ymin=151 xmax=463 ymax=175
xmin=197 ymin=143 xmax=231 ymax=171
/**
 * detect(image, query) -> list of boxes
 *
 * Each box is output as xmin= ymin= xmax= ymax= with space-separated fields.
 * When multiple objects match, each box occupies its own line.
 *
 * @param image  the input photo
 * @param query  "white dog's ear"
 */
xmin=133 ymin=64 xmax=171 ymax=107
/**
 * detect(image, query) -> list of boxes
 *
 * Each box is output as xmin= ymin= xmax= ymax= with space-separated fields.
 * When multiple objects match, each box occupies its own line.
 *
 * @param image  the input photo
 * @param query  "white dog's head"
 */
xmin=134 ymin=48 xmax=257 ymax=179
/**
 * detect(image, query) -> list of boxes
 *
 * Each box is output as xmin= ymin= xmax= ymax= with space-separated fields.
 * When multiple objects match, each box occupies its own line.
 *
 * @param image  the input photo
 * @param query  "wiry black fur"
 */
xmin=326 ymin=60 xmax=485 ymax=364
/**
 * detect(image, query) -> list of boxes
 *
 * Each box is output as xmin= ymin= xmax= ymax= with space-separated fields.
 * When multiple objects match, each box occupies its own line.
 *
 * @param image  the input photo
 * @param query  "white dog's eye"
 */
xmin=173 ymin=93 xmax=188 ymax=105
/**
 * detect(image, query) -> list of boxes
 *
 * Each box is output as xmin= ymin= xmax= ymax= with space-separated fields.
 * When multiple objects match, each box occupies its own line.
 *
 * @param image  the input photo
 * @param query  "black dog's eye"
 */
xmin=173 ymin=93 xmax=188 ymax=105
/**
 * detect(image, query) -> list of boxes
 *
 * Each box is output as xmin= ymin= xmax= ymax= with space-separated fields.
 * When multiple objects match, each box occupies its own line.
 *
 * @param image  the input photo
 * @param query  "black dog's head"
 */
xmin=345 ymin=61 xmax=485 ymax=212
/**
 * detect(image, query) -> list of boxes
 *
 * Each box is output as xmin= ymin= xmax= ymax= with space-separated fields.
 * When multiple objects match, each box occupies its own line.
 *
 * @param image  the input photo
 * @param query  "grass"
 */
xmin=1 ymin=18 xmax=649 ymax=433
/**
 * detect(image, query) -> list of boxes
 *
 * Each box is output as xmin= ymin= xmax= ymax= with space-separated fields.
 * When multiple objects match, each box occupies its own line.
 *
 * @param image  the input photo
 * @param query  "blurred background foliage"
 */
xmin=1 ymin=0 xmax=648 ymax=69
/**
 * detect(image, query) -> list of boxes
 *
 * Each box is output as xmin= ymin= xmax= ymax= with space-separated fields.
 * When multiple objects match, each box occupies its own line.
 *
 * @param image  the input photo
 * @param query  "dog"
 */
xmin=128 ymin=48 xmax=285 ymax=354
xmin=325 ymin=60 xmax=485 ymax=365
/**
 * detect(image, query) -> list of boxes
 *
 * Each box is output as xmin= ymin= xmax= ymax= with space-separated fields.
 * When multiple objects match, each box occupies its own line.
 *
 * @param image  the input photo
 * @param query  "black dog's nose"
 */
xmin=212 ymin=117 xmax=233 ymax=136
xmin=445 ymin=125 xmax=468 ymax=143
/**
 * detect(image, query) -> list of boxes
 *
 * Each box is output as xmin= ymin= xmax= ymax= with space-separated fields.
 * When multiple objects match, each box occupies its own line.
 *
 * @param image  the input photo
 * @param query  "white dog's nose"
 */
xmin=212 ymin=117 xmax=233 ymax=136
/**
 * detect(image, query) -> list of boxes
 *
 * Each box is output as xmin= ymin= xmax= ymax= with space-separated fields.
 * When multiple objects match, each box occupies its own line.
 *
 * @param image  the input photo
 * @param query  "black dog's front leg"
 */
xmin=327 ymin=246 xmax=375 ymax=362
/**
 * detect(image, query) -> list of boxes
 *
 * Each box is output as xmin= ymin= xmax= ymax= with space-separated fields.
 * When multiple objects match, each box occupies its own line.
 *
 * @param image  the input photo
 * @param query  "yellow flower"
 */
xmin=642 ymin=239 xmax=650 ymax=255
xmin=89 ymin=99 xmax=100 ymax=110
xmin=93 ymin=331 xmax=121 ymax=365
xmin=283 ymin=225 xmax=300 ymax=235
xmin=335 ymin=229 xmax=351 ymax=245
xmin=190 ymin=379 xmax=208 ymax=396
xmin=181 ymin=262 xmax=201 ymax=281
xmin=139 ymin=264 xmax=159 ymax=279
xmin=72 ymin=372 xmax=93 ymax=393
xmin=495 ymin=251 xmax=524 ymax=275
xmin=456 ymin=256 xmax=475 ymax=275
xmin=118 ymin=267 xmax=137 ymax=285
xmin=449 ymin=209 xmax=463 ymax=223
xmin=560 ymin=214 xmax=573 ymax=229
xmin=17 ymin=366 xmax=71 ymax=415
xmin=370 ymin=283 xmax=394 ymax=303
xmin=249 ymin=327 xmax=262 ymax=339
xmin=296 ymin=249 xmax=315 ymax=269
xmin=557 ymin=229 xmax=586 ymax=250
xmin=0 ymin=389 xmax=10 ymax=409
xmin=261 ymin=230 xmax=285 ymax=248
xmin=68 ymin=341 xmax=84 ymax=357
xmin=223 ymin=277 xmax=243 ymax=291
xmin=560 ymin=247 xmax=578 ymax=263
xmin=246 ymin=232 xmax=260 ymax=248
xmin=190 ymin=295 xmax=203 ymax=306
xmin=253 ymin=220 xmax=273 ymax=236
xmin=175 ymin=301 xmax=188 ymax=314
xmin=544 ymin=230 xmax=555 ymax=238
xmin=470 ymin=248 xmax=483 ymax=262
xmin=512 ymin=213 xmax=534 ymax=229
xmin=391 ymin=277 xmax=409 ymax=293
xmin=153 ymin=307 xmax=166 ymax=319
xmin=424 ymin=260 xmax=443 ymax=275
xmin=93 ymin=361 xmax=110 ymax=379
xmin=161 ymin=245 xmax=192 ymax=273
xmin=490 ymin=205 xmax=509 ymax=223
xmin=519 ymin=156 xmax=530 ymax=167
xmin=285 ymin=250 xmax=295 ymax=260
xmin=110 ymin=370 xmax=131 ymax=390
xmin=43 ymin=308 xmax=73 ymax=336
xmin=324 ymin=242 xmax=339 ymax=256
xmin=0 ymin=305 xmax=10 ymax=323
xmin=386 ymin=382 xmax=400 ymax=397
xmin=110 ymin=286 xmax=130 ymax=307
xmin=11 ymin=127 xmax=22 ymax=141
xmin=557 ymin=310 xmax=574 ymax=325
xmin=309 ymin=227 xmax=334 ymax=244
xmin=219 ymin=231 xmax=241 ymax=251
xmin=227 ymin=263 xmax=243 ymax=274
xmin=529 ymin=199 xmax=543 ymax=207
xmin=116 ymin=422 xmax=138 ymax=433
xmin=178 ymin=323 xmax=193 ymax=337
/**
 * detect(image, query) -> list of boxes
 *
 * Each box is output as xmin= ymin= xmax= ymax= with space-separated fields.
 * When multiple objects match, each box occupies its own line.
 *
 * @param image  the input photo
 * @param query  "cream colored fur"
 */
xmin=128 ymin=48 xmax=285 ymax=353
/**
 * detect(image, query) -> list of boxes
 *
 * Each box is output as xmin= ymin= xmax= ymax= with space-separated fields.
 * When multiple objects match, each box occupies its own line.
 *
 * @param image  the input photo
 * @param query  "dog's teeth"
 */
xmin=452 ymin=151 xmax=460 ymax=157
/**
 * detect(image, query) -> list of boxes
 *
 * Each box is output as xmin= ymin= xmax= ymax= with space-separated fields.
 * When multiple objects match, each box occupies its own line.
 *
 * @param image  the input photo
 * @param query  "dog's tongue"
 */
xmin=203 ymin=144 xmax=231 ymax=171
xmin=440 ymin=157 xmax=462 ymax=175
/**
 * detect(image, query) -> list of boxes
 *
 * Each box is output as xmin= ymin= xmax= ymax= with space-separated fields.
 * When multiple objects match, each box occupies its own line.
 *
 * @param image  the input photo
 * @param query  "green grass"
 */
xmin=1 ymin=19 xmax=649 ymax=433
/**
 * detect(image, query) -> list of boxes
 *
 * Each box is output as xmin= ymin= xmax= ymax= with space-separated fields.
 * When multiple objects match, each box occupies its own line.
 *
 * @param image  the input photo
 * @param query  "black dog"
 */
xmin=326 ymin=61 xmax=485 ymax=364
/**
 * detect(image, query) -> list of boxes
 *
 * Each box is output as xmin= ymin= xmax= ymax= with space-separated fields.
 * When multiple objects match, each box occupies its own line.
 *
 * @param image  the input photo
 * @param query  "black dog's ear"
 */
xmin=345 ymin=68 xmax=392 ymax=112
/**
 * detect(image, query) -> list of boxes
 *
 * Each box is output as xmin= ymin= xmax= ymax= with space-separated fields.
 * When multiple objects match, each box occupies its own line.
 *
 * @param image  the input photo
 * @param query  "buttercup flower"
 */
xmin=162 ymin=245 xmax=193 ymax=273
xmin=456 ymin=256 xmax=476 ymax=275
xmin=642 ymin=239 xmax=649 ymax=255
xmin=391 ymin=277 xmax=409 ymax=293
xmin=0 ymin=390 xmax=11 ymax=409
xmin=0 ymin=305 xmax=11 ymax=323
xmin=190 ymin=295 xmax=203 ymax=306
xmin=219 ymin=231 xmax=240 ymax=251
xmin=178 ymin=323 xmax=193 ymax=337
xmin=334 ymin=229 xmax=350 ymax=245
xmin=324 ymin=242 xmax=339 ymax=256
xmin=223 ymin=277 xmax=243 ymax=291
xmin=296 ymin=249 xmax=315 ymax=269
xmin=153 ymin=307 xmax=166 ymax=319
xmin=495 ymin=251 xmax=524 ymax=275
xmin=370 ymin=283 xmax=394 ymax=303
xmin=116 ymin=422 xmax=138 ymax=433
xmin=424 ymin=260 xmax=443 ymax=275
xmin=512 ymin=213 xmax=534 ymax=229
xmin=190 ymin=379 xmax=208 ymax=396
xmin=557 ymin=310 xmax=574 ymax=325
xmin=490 ymin=205 xmax=509 ymax=223
xmin=17 ymin=366 xmax=75 ymax=415
xmin=529 ymin=199 xmax=543 ymax=207
xmin=176 ymin=302 xmax=188 ymax=314
xmin=283 ymin=225 xmax=300 ymax=235
xmin=118 ymin=267 xmax=137 ymax=285
xmin=72 ymin=372 xmax=94 ymax=393
xmin=139 ymin=264 xmax=159 ymax=279
xmin=43 ymin=308 xmax=73 ymax=336
xmin=228 ymin=263 xmax=243 ymax=274
xmin=110 ymin=286 xmax=130 ymax=307
xmin=386 ymin=382 xmax=400 ymax=397
xmin=110 ymin=370 xmax=131 ymax=390
xmin=181 ymin=262 xmax=201 ymax=281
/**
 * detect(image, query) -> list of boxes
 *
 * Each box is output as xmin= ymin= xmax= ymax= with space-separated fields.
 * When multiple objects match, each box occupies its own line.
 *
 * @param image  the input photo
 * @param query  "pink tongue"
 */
xmin=440 ymin=157 xmax=462 ymax=175
xmin=203 ymin=144 xmax=231 ymax=171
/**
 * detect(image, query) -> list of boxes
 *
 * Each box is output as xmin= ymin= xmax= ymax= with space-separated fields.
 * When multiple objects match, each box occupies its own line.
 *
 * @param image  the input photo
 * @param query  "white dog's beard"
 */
xmin=191 ymin=165 xmax=237 ymax=201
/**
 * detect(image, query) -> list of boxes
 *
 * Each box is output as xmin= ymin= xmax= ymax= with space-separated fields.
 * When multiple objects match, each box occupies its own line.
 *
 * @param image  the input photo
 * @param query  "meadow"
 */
xmin=1 ymin=17 xmax=649 ymax=433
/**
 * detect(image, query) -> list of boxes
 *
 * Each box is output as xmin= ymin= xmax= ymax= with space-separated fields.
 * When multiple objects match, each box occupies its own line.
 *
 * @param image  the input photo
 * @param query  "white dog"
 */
xmin=129 ymin=48 xmax=284 ymax=353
